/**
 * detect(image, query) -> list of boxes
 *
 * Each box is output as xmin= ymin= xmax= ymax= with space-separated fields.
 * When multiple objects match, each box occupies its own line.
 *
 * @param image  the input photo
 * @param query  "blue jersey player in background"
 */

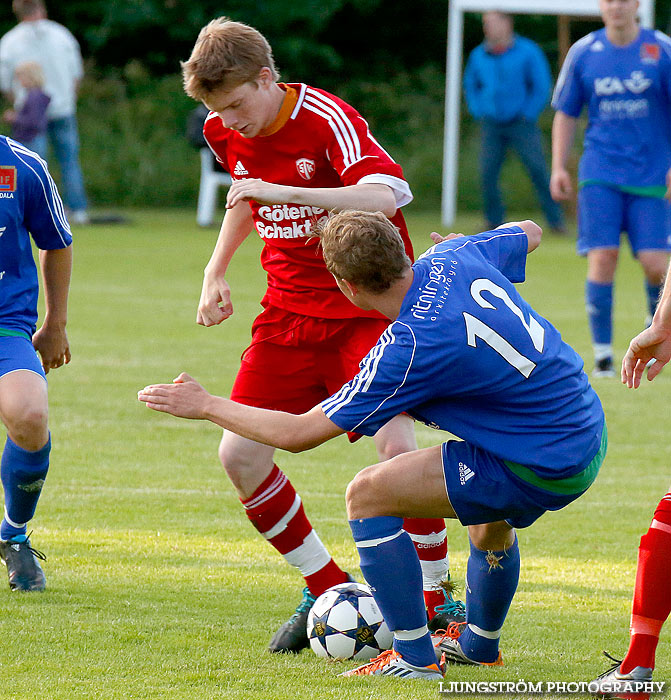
xmin=551 ymin=0 xmax=671 ymax=377
xmin=0 ymin=135 xmax=71 ymax=591
xmin=139 ymin=211 xmax=606 ymax=680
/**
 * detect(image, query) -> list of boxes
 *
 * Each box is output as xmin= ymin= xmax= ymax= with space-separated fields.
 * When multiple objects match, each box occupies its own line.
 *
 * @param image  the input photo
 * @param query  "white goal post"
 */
xmin=441 ymin=0 xmax=656 ymax=225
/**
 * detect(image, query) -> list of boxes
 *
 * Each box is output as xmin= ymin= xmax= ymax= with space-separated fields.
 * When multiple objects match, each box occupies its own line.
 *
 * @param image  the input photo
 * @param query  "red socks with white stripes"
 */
xmin=404 ymin=517 xmax=450 ymax=616
xmin=241 ymin=466 xmax=450 ymax=606
xmin=621 ymin=492 xmax=671 ymax=674
xmin=241 ymin=464 xmax=348 ymax=597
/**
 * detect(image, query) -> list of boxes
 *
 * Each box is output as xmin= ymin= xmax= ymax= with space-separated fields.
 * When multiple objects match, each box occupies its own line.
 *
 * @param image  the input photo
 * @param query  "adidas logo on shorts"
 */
xmin=458 ymin=462 xmax=475 ymax=485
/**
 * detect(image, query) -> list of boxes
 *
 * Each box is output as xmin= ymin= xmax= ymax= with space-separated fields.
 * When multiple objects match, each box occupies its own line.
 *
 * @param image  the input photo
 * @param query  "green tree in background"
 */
xmin=0 ymin=0 xmax=669 ymax=209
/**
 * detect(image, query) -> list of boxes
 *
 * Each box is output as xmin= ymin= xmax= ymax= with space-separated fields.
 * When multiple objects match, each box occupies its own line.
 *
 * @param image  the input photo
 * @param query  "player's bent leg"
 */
xmin=439 ymin=522 xmax=515 ymax=666
xmin=346 ymin=448 xmax=452 ymax=674
xmin=373 ymin=416 xmax=457 ymax=626
xmin=218 ymin=431 xmax=348 ymax=652
xmin=0 ymin=370 xmax=50 ymax=592
xmin=347 ymin=446 xmax=455 ymax=521
xmin=218 ymin=430 xmax=276 ymax=498
xmin=371 ymin=413 xmax=417 ymax=461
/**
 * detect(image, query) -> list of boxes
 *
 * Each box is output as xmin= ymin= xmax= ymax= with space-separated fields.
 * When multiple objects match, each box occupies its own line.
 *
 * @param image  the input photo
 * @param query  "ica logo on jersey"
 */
xmin=594 ymin=71 xmax=652 ymax=96
xmin=296 ymin=158 xmax=315 ymax=181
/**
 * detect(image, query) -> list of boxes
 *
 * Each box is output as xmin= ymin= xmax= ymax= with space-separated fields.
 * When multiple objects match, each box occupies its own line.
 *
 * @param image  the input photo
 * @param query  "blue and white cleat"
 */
xmin=435 ymin=634 xmax=503 ymax=666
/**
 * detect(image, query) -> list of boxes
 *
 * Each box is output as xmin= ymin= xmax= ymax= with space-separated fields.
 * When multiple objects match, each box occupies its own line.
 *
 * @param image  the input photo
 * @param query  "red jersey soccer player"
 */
xmin=181 ymin=17 xmax=462 ymax=652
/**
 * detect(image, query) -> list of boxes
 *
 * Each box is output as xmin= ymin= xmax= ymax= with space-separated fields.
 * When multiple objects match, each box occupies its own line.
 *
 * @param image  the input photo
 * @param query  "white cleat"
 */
xmin=340 ymin=650 xmax=443 ymax=679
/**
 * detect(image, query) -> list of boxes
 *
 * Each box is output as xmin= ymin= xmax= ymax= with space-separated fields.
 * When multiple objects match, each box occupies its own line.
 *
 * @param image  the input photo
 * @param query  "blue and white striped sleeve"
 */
xmin=9 ymin=139 xmax=71 ymax=249
xmin=552 ymin=34 xmax=593 ymax=117
xmin=320 ymin=323 xmax=418 ymax=436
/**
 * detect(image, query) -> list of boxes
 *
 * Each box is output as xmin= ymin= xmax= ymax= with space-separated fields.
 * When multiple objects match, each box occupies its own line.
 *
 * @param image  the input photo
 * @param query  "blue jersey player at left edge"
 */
xmin=0 ymin=135 xmax=72 ymax=591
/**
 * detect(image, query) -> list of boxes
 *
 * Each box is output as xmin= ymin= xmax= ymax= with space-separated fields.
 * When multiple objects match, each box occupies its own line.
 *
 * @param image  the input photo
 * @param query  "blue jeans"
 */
xmin=21 ymin=134 xmax=48 ymax=159
xmin=46 ymin=115 xmax=88 ymax=212
xmin=480 ymin=118 xmax=563 ymax=229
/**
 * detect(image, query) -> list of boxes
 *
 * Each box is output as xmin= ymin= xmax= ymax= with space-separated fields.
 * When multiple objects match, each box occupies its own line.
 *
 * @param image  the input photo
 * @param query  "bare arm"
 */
xmin=429 ymin=219 xmax=542 ymax=253
xmin=33 ymin=245 xmax=72 ymax=373
xmin=197 ymin=202 xmax=255 ymax=326
xmin=138 ymin=373 xmax=345 ymax=452
xmin=225 ymin=181 xmax=398 ymax=218
xmin=550 ymin=111 xmax=578 ymax=201
xmin=622 ymin=261 xmax=671 ymax=388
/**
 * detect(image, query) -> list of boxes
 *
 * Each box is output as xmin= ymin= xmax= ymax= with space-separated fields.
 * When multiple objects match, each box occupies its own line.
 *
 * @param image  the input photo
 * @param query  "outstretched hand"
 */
xmin=138 ymin=373 xmax=211 ymax=419
xmin=621 ymin=325 xmax=671 ymax=388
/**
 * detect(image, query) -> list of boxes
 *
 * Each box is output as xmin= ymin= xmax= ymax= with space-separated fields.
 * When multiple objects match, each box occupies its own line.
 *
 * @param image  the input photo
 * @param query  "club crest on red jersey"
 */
xmin=641 ymin=43 xmax=660 ymax=64
xmin=296 ymin=158 xmax=316 ymax=181
xmin=0 ymin=166 xmax=17 ymax=192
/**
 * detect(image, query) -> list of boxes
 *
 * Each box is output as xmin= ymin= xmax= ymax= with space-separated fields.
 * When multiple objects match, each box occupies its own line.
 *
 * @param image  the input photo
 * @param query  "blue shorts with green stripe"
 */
xmin=441 ymin=423 xmax=607 ymax=529
xmin=0 ymin=335 xmax=45 ymax=381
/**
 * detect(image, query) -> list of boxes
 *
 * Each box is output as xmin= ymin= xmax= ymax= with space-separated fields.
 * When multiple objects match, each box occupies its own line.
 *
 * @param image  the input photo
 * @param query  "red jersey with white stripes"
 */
xmin=204 ymin=82 xmax=414 ymax=319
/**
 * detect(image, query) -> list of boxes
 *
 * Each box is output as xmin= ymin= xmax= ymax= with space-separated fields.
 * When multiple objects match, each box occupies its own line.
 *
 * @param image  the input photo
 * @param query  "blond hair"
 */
xmin=316 ymin=211 xmax=411 ymax=294
xmin=15 ymin=61 xmax=45 ymax=89
xmin=181 ymin=17 xmax=278 ymax=101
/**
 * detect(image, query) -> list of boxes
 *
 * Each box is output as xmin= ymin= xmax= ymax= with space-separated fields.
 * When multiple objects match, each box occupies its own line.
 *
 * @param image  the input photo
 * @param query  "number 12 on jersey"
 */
xmin=463 ymin=278 xmax=545 ymax=378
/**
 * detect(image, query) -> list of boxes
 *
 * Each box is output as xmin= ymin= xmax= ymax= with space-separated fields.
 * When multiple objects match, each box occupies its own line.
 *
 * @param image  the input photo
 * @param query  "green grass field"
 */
xmin=1 ymin=208 xmax=669 ymax=699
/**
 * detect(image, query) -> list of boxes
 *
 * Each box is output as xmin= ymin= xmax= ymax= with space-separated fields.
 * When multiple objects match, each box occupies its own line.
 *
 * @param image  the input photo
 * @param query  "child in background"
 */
xmin=3 ymin=61 xmax=50 ymax=156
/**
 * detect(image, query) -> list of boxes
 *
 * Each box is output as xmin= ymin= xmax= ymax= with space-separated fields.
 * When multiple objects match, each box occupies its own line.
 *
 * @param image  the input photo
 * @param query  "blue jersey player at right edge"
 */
xmin=551 ymin=0 xmax=671 ymax=378
xmin=140 ymin=211 xmax=606 ymax=680
xmin=0 ymin=135 xmax=72 ymax=591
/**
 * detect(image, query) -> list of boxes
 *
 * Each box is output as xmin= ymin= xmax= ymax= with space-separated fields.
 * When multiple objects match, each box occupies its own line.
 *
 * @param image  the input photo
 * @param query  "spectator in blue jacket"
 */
xmin=464 ymin=11 xmax=565 ymax=233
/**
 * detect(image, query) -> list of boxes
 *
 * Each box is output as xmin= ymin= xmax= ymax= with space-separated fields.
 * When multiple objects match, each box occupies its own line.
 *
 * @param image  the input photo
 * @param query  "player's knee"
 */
xmin=218 ymin=440 xmax=248 ymax=485
xmin=588 ymin=249 xmax=619 ymax=280
xmin=468 ymin=522 xmax=515 ymax=551
xmin=5 ymin=402 xmax=49 ymax=451
xmin=346 ymin=467 xmax=380 ymax=520
xmin=217 ymin=437 xmax=267 ymax=491
xmin=375 ymin=434 xmax=414 ymax=461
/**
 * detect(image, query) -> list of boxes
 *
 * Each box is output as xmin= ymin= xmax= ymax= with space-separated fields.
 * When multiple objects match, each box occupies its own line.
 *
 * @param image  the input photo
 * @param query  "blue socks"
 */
xmin=458 ymin=535 xmax=520 ymax=663
xmin=645 ymin=282 xmax=662 ymax=320
xmin=1 ymin=435 xmax=50 ymax=541
xmin=585 ymin=280 xmax=613 ymax=348
xmin=350 ymin=516 xmax=436 ymax=668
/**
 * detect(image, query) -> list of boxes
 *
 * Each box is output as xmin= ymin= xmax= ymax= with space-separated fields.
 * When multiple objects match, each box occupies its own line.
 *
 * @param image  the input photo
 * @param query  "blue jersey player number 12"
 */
xmin=463 ymin=277 xmax=545 ymax=377
xmin=140 ymin=212 xmax=605 ymax=679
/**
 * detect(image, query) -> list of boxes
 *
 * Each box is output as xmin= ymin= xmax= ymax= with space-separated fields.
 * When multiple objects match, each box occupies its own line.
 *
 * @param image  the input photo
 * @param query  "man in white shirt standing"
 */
xmin=0 ymin=0 xmax=89 ymax=224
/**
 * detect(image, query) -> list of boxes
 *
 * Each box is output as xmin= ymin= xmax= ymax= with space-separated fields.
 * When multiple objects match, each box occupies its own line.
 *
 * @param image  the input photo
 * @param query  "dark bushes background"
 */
xmin=1 ymin=1 xmax=669 ymax=210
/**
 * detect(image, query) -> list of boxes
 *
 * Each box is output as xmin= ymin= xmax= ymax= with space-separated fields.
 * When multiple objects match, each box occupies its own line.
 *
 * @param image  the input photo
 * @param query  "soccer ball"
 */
xmin=307 ymin=582 xmax=393 ymax=660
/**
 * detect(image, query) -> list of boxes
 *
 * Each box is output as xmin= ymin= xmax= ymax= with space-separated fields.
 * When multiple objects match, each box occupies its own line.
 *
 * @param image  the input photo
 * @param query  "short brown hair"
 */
xmin=316 ymin=211 xmax=411 ymax=294
xmin=15 ymin=61 xmax=45 ymax=89
xmin=181 ymin=17 xmax=278 ymax=101
xmin=12 ymin=0 xmax=45 ymax=21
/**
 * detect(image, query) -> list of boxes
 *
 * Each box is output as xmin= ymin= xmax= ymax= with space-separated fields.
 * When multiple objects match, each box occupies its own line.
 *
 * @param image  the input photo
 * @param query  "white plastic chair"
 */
xmin=197 ymin=148 xmax=232 ymax=227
